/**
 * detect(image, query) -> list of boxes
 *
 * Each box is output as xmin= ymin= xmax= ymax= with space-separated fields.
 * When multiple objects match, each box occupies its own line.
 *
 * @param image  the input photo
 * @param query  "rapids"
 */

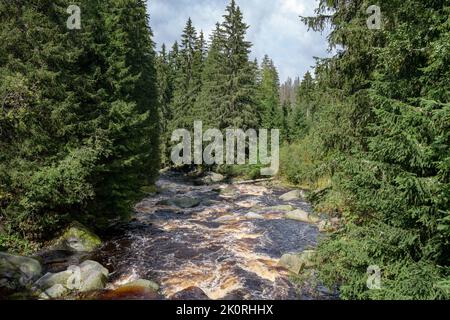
xmin=91 ymin=172 xmax=333 ymax=300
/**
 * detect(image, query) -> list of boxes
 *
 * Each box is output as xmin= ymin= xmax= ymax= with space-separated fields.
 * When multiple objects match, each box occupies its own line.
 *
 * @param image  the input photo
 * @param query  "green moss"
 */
xmin=55 ymin=222 xmax=102 ymax=252
xmin=140 ymin=185 xmax=158 ymax=194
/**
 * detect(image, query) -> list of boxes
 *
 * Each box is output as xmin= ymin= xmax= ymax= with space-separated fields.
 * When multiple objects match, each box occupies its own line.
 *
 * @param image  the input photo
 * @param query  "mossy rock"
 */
xmin=285 ymin=210 xmax=320 ymax=224
xmin=33 ymin=270 xmax=73 ymax=291
xmin=279 ymin=190 xmax=305 ymax=201
xmin=278 ymin=250 xmax=316 ymax=274
xmin=140 ymin=185 xmax=158 ymax=194
xmin=220 ymin=186 xmax=239 ymax=197
xmin=159 ymin=198 xmax=201 ymax=209
xmin=0 ymin=252 xmax=42 ymax=289
xmin=254 ymin=205 xmax=295 ymax=212
xmin=53 ymin=222 xmax=102 ymax=253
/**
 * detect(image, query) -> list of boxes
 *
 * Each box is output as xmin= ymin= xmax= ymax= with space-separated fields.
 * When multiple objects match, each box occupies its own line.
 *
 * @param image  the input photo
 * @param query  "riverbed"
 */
xmin=89 ymin=171 xmax=332 ymax=300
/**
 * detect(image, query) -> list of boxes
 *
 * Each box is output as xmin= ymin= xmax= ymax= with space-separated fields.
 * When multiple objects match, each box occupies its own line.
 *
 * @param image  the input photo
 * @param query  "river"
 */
xmin=86 ymin=171 xmax=333 ymax=300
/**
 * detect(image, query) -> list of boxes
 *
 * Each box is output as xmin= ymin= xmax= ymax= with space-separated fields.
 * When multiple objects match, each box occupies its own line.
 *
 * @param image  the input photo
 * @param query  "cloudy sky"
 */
xmin=145 ymin=0 xmax=331 ymax=82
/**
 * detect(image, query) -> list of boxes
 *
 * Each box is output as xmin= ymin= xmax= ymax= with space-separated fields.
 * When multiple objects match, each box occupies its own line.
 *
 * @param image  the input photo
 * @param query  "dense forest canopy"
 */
xmin=288 ymin=0 xmax=450 ymax=299
xmin=0 ymin=0 xmax=159 ymax=251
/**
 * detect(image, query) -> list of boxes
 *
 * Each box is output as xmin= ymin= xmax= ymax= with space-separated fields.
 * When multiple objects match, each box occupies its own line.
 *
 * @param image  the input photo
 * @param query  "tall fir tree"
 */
xmin=193 ymin=23 xmax=227 ymax=129
xmin=96 ymin=0 xmax=160 ymax=217
xmin=258 ymin=55 xmax=282 ymax=130
xmin=289 ymin=0 xmax=450 ymax=299
xmin=169 ymin=18 xmax=203 ymax=132
xmin=0 ymin=0 xmax=160 ymax=250
xmin=219 ymin=0 xmax=258 ymax=130
xmin=289 ymin=71 xmax=315 ymax=140
xmin=156 ymin=44 xmax=174 ymax=166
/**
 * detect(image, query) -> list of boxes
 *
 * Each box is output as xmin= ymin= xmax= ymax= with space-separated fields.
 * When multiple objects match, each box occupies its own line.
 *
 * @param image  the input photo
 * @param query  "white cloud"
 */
xmin=146 ymin=0 xmax=330 ymax=81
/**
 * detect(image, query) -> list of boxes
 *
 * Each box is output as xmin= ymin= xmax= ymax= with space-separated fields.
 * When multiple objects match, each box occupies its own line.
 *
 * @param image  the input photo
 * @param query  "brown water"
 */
xmin=91 ymin=172 xmax=331 ymax=300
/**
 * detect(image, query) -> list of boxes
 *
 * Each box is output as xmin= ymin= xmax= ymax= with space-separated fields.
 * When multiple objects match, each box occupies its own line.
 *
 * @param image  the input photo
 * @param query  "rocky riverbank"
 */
xmin=1 ymin=171 xmax=338 ymax=300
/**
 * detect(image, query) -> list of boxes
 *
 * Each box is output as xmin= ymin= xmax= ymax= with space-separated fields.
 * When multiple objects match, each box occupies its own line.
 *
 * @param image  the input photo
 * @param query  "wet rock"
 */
xmin=245 ymin=212 xmax=265 ymax=219
xmin=171 ymin=287 xmax=210 ymax=300
xmin=33 ymin=270 xmax=72 ymax=291
xmin=78 ymin=260 xmax=109 ymax=292
xmin=255 ymin=205 xmax=295 ymax=212
xmin=221 ymin=289 xmax=248 ymax=300
xmin=219 ymin=185 xmax=239 ymax=198
xmin=200 ymin=172 xmax=225 ymax=185
xmin=98 ymin=285 xmax=160 ymax=300
xmin=33 ymin=260 xmax=108 ymax=295
xmin=79 ymin=260 xmax=109 ymax=278
xmin=280 ymin=190 xmax=305 ymax=201
xmin=0 ymin=252 xmax=42 ymax=289
xmin=159 ymin=197 xmax=201 ymax=209
xmin=214 ymin=214 xmax=236 ymax=223
xmin=34 ymin=249 xmax=89 ymax=273
xmin=285 ymin=209 xmax=320 ymax=224
xmin=79 ymin=270 xmax=107 ymax=292
xmin=39 ymin=284 xmax=68 ymax=299
xmin=118 ymin=279 xmax=159 ymax=292
xmin=52 ymin=221 xmax=102 ymax=252
xmin=278 ymin=250 xmax=315 ymax=274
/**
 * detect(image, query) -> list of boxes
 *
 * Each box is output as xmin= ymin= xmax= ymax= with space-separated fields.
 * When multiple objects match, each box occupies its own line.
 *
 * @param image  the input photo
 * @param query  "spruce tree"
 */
xmin=295 ymin=0 xmax=450 ymax=299
xmin=95 ymin=0 xmax=160 ymax=217
xmin=156 ymin=44 xmax=174 ymax=166
xmin=289 ymin=71 xmax=315 ymax=140
xmin=193 ymin=23 xmax=227 ymax=129
xmin=169 ymin=18 xmax=203 ymax=132
xmin=0 ymin=0 xmax=161 ymax=250
xmin=258 ymin=55 xmax=282 ymax=130
xmin=219 ymin=0 xmax=258 ymax=130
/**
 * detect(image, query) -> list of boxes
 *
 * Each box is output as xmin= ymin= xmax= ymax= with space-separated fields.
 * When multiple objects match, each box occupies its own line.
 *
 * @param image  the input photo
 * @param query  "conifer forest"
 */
xmin=0 ymin=0 xmax=449 ymax=302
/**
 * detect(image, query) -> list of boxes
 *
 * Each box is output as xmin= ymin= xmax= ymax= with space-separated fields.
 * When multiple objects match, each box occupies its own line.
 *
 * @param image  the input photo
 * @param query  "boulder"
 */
xmin=52 ymin=222 xmax=102 ymax=252
xmin=0 ymin=252 xmax=42 ymax=289
xmin=278 ymin=250 xmax=316 ymax=274
xmin=39 ymin=284 xmax=68 ymax=300
xmin=214 ymin=215 xmax=236 ymax=223
xmin=119 ymin=279 xmax=159 ymax=292
xmin=159 ymin=197 xmax=201 ymax=209
xmin=279 ymin=190 xmax=305 ymax=201
xmin=201 ymin=172 xmax=225 ymax=185
xmin=34 ymin=260 xmax=109 ymax=295
xmin=79 ymin=270 xmax=107 ymax=292
xmin=98 ymin=284 xmax=160 ymax=300
xmin=33 ymin=249 xmax=89 ymax=274
xmin=245 ymin=212 xmax=265 ymax=220
xmin=79 ymin=260 xmax=109 ymax=278
xmin=171 ymin=286 xmax=210 ymax=300
xmin=209 ymin=173 xmax=225 ymax=183
xmin=33 ymin=270 xmax=73 ymax=291
xmin=77 ymin=260 xmax=108 ymax=292
xmin=33 ymin=260 xmax=108 ymax=295
xmin=256 ymin=205 xmax=295 ymax=212
xmin=285 ymin=209 xmax=320 ymax=224
xmin=140 ymin=185 xmax=157 ymax=194
xmin=219 ymin=186 xmax=239 ymax=198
